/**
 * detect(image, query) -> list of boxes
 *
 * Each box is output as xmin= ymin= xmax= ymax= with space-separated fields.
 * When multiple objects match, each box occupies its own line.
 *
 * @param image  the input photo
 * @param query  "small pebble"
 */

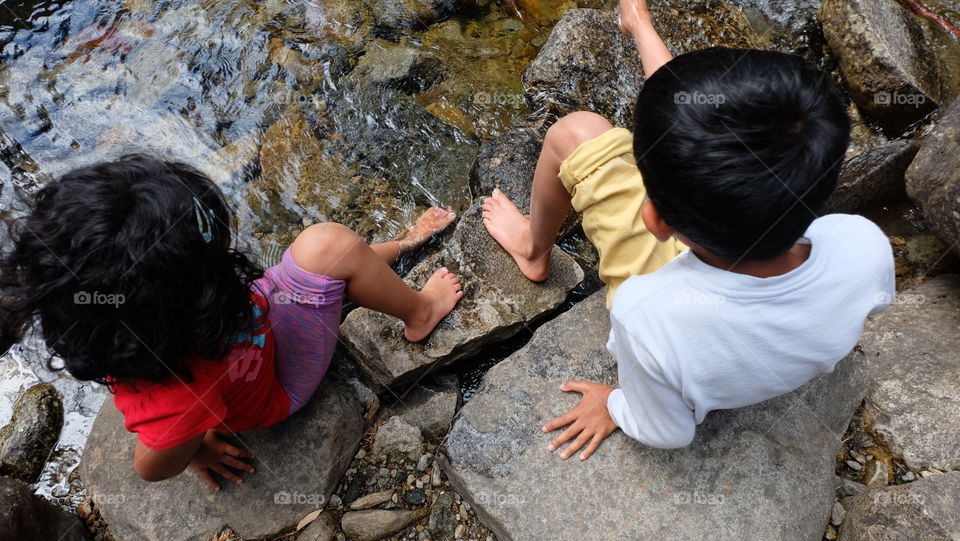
xmin=417 ymin=453 xmax=433 ymax=472
xmin=462 ymin=501 xmax=471 ymax=513
xmin=355 ymin=449 xmax=366 ymax=460
xmin=849 ymin=450 xmax=866 ymax=464
xmin=329 ymin=494 xmax=343 ymax=507
xmin=407 ymin=474 xmax=416 ymax=485
xmin=901 ymin=471 xmax=916 ymax=482
xmin=404 ymin=488 xmax=427 ymax=506
xmin=380 ymin=467 xmax=390 ymax=477
xmin=845 ymin=460 xmax=862 ymax=471
xmin=454 ymin=525 xmax=466 ymax=538
xmin=392 ymin=492 xmax=400 ymax=503
xmin=830 ymin=501 xmax=846 ymax=526
xmin=431 ymin=462 xmax=443 ymax=486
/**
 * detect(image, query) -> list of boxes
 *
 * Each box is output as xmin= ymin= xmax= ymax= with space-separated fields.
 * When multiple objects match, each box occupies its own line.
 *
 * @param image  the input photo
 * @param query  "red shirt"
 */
xmin=112 ymin=292 xmax=290 ymax=450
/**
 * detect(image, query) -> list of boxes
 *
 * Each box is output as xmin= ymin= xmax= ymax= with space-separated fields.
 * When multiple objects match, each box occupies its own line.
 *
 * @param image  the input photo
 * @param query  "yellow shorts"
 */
xmin=559 ymin=127 xmax=687 ymax=309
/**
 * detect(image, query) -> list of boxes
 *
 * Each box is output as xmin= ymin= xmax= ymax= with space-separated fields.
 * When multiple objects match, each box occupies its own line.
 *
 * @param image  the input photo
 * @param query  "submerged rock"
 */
xmin=523 ymin=7 xmax=761 ymax=128
xmin=340 ymin=203 xmax=583 ymax=393
xmin=0 ymin=475 xmax=91 ymax=541
xmin=838 ymin=471 xmax=960 ymax=541
xmin=80 ymin=377 xmax=363 ymax=541
xmin=0 ymin=383 xmax=63 ymax=484
xmin=824 ymin=139 xmax=920 ymax=214
xmin=821 ymin=0 xmax=957 ymax=133
xmin=906 ymin=98 xmax=960 ymax=256
xmin=858 ymin=275 xmax=960 ymax=471
xmin=442 ymin=289 xmax=867 ymax=541
xmin=350 ymin=39 xmax=444 ymax=93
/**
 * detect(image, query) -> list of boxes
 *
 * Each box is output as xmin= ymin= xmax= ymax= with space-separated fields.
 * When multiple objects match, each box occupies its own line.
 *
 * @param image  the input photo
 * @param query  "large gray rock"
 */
xmin=80 ymin=377 xmax=364 ymax=541
xmin=906 ymin=98 xmax=960 ymax=256
xmin=858 ymin=275 xmax=960 ymax=471
xmin=821 ymin=0 xmax=957 ymax=133
xmin=0 ymin=382 xmax=63 ymax=483
xmin=0 ymin=475 xmax=92 ymax=541
xmin=390 ymin=374 xmax=460 ymax=442
xmin=838 ymin=472 xmax=960 ymax=541
xmin=824 ymin=139 xmax=920 ymax=214
xmin=350 ymin=40 xmax=443 ymax=93
xmin=442 ymin=289 xmax=868 ymax=541
xmin=523 ymin=8 xmax=761 ymax=128
xmin=340 ymin=203 xmax=583 ymax=393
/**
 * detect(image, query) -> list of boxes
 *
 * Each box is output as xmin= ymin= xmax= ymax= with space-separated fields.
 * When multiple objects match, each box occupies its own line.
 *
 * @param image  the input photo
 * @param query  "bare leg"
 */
xmin=290 ymin=222 xmax=463 ymax=342
xmin=483 ymin=112 xmax=614 ymax=281
xmin=370 ymin=207 xmax=457 ymax=265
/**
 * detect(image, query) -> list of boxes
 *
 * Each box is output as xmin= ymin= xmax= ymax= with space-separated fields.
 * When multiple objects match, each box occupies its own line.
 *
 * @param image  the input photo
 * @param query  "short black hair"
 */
xmin=0 ymin=155 xmax=263 ymax=385
xmin=633 ymin=47 xmax=850 ymax=261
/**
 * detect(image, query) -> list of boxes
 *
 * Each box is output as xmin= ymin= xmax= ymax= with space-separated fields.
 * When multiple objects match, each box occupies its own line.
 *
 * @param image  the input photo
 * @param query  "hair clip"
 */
xmin=193 ymin=196 xmax=215 ymax=244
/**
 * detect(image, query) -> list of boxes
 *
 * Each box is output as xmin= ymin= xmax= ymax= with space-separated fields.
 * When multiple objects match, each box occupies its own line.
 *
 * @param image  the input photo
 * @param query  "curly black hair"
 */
xmin=0 ymin=155 xmax=263 ymax=385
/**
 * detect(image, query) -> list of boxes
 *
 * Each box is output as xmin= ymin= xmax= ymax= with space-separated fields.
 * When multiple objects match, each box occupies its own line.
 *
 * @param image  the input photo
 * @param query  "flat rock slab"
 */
xmin=859 ymin=274 xmax=960 ymax=471
xmin=838 ymin=472 xmax=960 ymax=541
xmin=341 ymin=204 xmax=583 ymax=393
xmin=442 ymin=290 xmax=867 ymax=541
xmin=80 ymin=377 xmax=363 ymax=541
xmin=906 ymin=98 xmax=960 ymax=257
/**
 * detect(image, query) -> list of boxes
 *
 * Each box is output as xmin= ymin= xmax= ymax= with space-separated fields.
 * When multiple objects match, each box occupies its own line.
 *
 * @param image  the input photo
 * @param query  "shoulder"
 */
xmin=610 ymin=255 xmax=692 ymax=321
xmin=807 ymin=214 xmax=887 ymax=246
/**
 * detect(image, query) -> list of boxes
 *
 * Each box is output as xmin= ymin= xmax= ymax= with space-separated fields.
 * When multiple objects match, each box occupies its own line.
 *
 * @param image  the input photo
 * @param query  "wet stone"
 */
xmin=340 ymin=202 xmax=583 ymax=393
xmin=0 ymin=383 xmax=64 ymax=484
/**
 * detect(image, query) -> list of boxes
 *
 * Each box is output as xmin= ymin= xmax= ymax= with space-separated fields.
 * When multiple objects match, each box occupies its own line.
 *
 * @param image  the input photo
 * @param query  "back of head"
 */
xmin=633 ymin=47 xmax=851 ymax=261
xmin=0 ymin=155 xmax=262 ymax=384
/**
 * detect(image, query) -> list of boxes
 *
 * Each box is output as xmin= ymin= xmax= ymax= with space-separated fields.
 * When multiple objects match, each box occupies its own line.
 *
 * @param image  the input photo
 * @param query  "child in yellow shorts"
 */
xmin=482 ymin=0 xmax=892 ymax=461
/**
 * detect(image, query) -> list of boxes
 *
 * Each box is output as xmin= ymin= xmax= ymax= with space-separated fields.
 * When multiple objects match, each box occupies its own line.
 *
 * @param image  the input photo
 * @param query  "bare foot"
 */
xmin=399 ymin=207 xmax=457 ymax=253
xmin=404 ymin=268 xmax=464 ymax=342
xmin=482 ymin=189 xmax=550 ymax=282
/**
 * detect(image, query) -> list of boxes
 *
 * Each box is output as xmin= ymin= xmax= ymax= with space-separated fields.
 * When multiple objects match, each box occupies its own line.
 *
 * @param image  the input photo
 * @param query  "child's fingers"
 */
xmin=212 ymin=464 xmax=243 ymax=484
xmin=195 ymin=469 xmax=221 ymax=491
xmin=222 ymin=455 xmax=255 ymax=473
xmin=579 ymin=433 xmax=606 ymax=461
xmin=548 ymin=423 xmax=582 ymax=452
xmin=223 ymin=443 xmax=254 ymax=459
xmin=561 ymin=380 xmax=589 ymax=393
xmin=542 ymin=410 xmax=576 ymax=433
xmin=558 ymin=430 xmax=593 ymax=460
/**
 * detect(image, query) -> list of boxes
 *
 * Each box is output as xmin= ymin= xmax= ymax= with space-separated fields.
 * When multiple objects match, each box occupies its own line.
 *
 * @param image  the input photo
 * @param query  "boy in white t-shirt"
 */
xmin=481 ymin=0 xmax=895 ymax=459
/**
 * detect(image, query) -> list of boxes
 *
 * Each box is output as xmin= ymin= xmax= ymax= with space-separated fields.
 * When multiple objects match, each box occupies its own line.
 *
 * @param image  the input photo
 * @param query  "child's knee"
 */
xmin=546 ymin=112 xmax=614 ymax=159
xmin=292 ymin=222 xmax=360 ymax=268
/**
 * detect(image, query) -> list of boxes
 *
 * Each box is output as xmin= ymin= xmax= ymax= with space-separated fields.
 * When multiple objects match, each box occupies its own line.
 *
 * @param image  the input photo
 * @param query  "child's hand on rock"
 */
xmin=189 ymin=429 xmax=255 ymax=490
xmin=542 ymin=380 xmax=618 ymax=461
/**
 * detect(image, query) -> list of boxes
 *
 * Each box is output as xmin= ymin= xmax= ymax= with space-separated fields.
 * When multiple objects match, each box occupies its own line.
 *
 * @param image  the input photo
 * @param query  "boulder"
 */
xmin=340 ymin=203 xmax=583 ymax=393
xmin=838 ymin=472 xmax=960 ymax=541
xmin=858 ymin=274 xmax=960 ymax=471
xmin=469 ymin=129 xmax=541 ymax=211
xmin=906 ymin=98 xmax=960 ymax=256
xmin=823 ymin=139 xmax=920 ymax=214
xmin=821 ymin=0 xmax=956 ymax=133
xmin=372 ymin=416 xmax=424 ymax=460
xmin=442 ymin=289 xmax=868 ymax=541
xmin=350 ymin=39 xmax=443 ymax=93
xmin=522 ymin=8 xmax=761 ymax=128
xmin=0 ymin=475 xmax=92 ymax=541
xmin=390 ymin=374 xmax=460 ymax=442
xmin=0 ymin=383 xmax=63 ymax=483
xmin=79 ymin=377 xmax=364 ymax=541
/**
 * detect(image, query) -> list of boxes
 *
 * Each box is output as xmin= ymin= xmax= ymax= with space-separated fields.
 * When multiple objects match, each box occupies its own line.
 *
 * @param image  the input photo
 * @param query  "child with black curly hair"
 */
xmin=0 ymin=155 xmax=463 ymax=490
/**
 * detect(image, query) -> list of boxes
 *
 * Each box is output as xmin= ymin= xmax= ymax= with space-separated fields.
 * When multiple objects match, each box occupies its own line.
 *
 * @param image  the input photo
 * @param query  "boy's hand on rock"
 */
xmin=189 ymin=429 xmax=255 ymax=491
xmin=619 ymin=0 xmax=652 ymax=38
xmin=542 ymin=381 xmax=618 ymax=461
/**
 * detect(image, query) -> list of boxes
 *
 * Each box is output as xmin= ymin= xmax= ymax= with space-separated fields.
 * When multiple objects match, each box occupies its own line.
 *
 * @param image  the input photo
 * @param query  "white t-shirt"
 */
xmin=606 ymin=214 xmax=895 ymax=448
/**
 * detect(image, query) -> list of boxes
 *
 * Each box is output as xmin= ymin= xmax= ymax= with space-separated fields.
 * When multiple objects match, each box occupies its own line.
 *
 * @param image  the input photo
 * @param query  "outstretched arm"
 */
xmin=619 ymin=0 xmax=673 ymax=78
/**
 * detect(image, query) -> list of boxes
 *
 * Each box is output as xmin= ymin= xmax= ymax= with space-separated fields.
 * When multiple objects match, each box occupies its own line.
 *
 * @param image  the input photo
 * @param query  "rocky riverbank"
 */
xmin=2 ymin=0 xmax=960 ymax=540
